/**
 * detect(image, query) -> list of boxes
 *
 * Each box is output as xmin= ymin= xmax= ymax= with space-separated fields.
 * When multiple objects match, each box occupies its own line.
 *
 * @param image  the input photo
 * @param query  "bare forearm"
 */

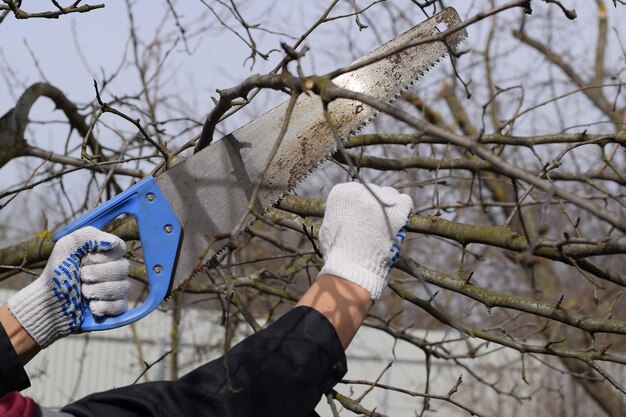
xmin=0 ymin=305 xmax=40 ymax=365
xmin=296 ymin=274 xmax=372 ymax=349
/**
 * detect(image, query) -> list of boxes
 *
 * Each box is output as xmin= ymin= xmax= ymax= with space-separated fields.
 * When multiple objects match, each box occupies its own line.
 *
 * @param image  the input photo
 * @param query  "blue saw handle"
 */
xmin=53 ymin=176 xmax=182 ymax=332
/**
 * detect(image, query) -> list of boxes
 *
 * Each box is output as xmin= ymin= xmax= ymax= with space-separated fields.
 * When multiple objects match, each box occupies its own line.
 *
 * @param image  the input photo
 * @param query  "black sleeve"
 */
xmin=62 ymin=306 xmax=347 ymax=417
xmin=0 ymin=320 xmax=32 ymax=396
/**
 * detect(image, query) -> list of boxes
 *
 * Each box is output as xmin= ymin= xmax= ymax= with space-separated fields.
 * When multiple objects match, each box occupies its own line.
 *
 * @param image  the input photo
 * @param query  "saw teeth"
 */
xmin=262 ymin=54 xmax=452 ymax=211
xmin=256 ymin=33 xmax=463 ymax=210
xmin=262 ymin=53 xmax=458 ymax=209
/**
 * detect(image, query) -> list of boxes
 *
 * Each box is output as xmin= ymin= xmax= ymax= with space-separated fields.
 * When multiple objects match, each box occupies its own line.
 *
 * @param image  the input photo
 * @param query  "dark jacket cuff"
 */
xmin=0 ymin=320 xmax=31 ymax=396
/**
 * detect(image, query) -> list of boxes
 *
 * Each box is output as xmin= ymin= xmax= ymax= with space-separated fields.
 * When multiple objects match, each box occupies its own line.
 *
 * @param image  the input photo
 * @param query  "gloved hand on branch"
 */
xmin=317 ymin=182 xmax=413 ymax=301
xmin=7 ymin=227 xmax=130 ymax=348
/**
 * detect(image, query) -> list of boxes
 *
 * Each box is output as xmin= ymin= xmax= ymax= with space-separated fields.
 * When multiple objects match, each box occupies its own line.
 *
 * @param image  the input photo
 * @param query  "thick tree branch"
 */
xmin=346 ymin=132 xmax=626 ymax=147
xmin=395 ymin=256 xmax=626 ymax=336
xmin=0 ymin=82 xmax=106 ymax=168
xmin=195 ymin=72 xmax=307 ymax=152
xmin=334 ymin=151 xmax=626 ymax=185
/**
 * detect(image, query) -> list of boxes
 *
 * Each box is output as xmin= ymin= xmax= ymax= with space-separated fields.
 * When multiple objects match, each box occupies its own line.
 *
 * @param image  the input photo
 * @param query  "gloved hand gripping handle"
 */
xmin=53 ymin=176 xmax=182 ymax=331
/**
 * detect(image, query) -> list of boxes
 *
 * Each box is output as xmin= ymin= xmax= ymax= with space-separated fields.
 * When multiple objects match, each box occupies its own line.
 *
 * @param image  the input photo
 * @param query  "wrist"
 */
xmin=8 ymin=277 xmax=78 ymax=348
xmin=0 ymin=305 xmax=41 ymax=364
xmin=297 ymin=274 xmax=372 ymax=349
xmin=318 ymin=249 xmax=391 ymax=300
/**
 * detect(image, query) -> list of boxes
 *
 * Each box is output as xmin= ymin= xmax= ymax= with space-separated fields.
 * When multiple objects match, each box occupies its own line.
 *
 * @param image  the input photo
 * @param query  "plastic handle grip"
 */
xmin=53 ymin=176 xmax=182 ymax=332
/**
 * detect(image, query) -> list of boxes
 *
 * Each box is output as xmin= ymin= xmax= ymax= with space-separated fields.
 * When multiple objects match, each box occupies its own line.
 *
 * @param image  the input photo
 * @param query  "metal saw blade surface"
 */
xmin=156 ymin=7 xmax=467 ymax=291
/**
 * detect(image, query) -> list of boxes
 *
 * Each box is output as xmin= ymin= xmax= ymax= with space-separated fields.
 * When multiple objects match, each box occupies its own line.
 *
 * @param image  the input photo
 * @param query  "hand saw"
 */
xmin=54 ymin=7 xmax=467 ymax=331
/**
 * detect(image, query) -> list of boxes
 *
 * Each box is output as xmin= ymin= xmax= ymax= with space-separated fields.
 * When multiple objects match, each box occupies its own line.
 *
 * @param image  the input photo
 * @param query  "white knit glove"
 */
xmin=8 ymin=227 xmax=130 ymax=347
xmin=318 ymin=182 xmax=414 ymax=300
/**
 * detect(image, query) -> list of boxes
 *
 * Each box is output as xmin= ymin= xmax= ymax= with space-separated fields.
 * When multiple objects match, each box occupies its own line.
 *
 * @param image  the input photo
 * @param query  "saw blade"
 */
xmin=156 ymin=7 xmax=467 ymax=292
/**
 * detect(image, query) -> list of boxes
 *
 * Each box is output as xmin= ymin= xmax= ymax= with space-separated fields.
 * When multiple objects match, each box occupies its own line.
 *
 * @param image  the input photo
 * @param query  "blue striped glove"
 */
xmin=8 ymin=227 xmax=130 ymax=347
